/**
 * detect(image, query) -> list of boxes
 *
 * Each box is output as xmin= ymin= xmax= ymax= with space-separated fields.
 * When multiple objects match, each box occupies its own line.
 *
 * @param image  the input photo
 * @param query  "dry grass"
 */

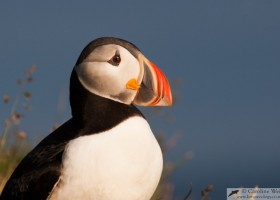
xmin=0 ymin=67 xmax=208 ymax=199
xmin=0 ymin=65 xmax=35 ymax=191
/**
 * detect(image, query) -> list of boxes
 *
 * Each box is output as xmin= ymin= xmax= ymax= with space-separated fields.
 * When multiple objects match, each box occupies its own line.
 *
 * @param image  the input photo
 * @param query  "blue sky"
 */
xmin=1 ymin=1 xmax=280 ymax=199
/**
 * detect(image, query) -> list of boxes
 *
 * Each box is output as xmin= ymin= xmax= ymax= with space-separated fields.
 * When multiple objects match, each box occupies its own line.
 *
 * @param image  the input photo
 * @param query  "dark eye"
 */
xmin=108 ymin=52 xmax=121 ymax=66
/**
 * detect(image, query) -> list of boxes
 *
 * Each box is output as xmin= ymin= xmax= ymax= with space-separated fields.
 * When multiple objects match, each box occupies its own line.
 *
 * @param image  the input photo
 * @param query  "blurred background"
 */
xmin=1 ymin=1 xmax=280 ymax=199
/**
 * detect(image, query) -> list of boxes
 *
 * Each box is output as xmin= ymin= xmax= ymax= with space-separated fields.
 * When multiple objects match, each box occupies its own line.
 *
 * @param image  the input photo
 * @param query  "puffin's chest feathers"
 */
xmin=0 ymin=37 xmax=172 ymax=200
xmin=48 ymin=116 xmax=163 ymax=200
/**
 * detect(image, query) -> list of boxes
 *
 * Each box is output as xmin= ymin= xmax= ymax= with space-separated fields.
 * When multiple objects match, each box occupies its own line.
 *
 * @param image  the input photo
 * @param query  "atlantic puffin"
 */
xmin=0 ymin=37 xmax=172 ymax=200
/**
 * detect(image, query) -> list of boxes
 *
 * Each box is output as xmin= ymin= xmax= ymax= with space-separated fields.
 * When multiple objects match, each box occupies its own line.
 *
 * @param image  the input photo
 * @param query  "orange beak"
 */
xmin=133 ymin=55 xmax=172 ymax=106
xmin=126 ymin=78 xmax=140 ymax=90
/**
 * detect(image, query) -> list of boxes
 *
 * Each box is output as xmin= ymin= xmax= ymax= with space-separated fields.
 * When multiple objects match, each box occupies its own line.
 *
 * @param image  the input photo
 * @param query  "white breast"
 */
xmin=48 ymin=116 xmax=163 ymax=200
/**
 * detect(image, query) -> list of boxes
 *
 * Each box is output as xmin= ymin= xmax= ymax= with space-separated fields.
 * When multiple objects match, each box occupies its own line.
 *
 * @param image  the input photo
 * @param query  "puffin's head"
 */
xmin=72 ymin=37 xmax=172 ymax=107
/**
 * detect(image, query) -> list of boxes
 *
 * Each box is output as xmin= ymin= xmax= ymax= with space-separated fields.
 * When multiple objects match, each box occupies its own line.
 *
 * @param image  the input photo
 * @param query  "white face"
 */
xmin=75 ymin=44 xmax=142 ymax=104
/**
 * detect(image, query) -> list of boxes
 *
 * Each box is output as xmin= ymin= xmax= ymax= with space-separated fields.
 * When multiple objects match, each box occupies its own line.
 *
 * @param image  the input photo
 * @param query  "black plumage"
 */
xmin=0 ymin=38 xmax=144 ymax=200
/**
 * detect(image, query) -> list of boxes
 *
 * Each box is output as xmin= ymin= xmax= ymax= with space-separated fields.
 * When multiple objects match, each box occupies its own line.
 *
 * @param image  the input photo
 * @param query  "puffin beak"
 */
xmin=126 ymin=78 xmax=140 ymax=90
xmin=133 ymin=55 xmax=172 ymax=106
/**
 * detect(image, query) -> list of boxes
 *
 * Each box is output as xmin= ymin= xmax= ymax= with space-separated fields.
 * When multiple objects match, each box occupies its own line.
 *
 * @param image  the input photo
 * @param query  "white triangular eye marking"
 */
xmin=108 ymin=50 xmax=121 ymax=66
xmin=75 ymin=45 xmax=142 ymax=104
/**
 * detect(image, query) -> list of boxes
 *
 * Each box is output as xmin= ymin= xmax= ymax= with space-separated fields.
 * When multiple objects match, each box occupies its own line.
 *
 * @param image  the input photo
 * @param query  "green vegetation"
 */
xmin=0 ymin=67 xmax=211 ymax=199
xmin=0 ymin=65 xmax=35 ymax=191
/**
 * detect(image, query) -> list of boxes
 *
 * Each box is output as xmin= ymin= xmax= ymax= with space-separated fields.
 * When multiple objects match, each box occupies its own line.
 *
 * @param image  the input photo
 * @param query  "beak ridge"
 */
xmin=133 ymin=55 xmax=172 ymax=106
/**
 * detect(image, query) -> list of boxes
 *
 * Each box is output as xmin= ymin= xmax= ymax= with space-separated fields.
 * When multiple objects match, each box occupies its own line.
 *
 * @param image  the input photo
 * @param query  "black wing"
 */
xmin=0 ymin=118 xmax=81 ymax=200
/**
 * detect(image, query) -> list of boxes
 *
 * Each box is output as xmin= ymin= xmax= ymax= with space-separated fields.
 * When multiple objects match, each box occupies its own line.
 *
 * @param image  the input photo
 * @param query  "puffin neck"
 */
xmin=69 ymin=70 xmax=143 ymax=134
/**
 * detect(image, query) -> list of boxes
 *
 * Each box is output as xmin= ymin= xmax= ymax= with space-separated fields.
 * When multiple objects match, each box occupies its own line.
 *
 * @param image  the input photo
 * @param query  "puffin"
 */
xmin=0 ymin=37 xmax=172 ymax=200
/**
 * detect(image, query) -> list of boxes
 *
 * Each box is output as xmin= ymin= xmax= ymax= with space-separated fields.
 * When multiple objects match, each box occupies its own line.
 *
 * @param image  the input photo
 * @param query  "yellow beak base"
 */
xmin=126 ymin=78 xmax=140 ymax=90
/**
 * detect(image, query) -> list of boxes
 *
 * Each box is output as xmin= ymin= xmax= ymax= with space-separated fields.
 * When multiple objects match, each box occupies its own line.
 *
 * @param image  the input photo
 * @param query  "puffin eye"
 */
xmin=108 ymin=52 xmax=121 ymax=66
